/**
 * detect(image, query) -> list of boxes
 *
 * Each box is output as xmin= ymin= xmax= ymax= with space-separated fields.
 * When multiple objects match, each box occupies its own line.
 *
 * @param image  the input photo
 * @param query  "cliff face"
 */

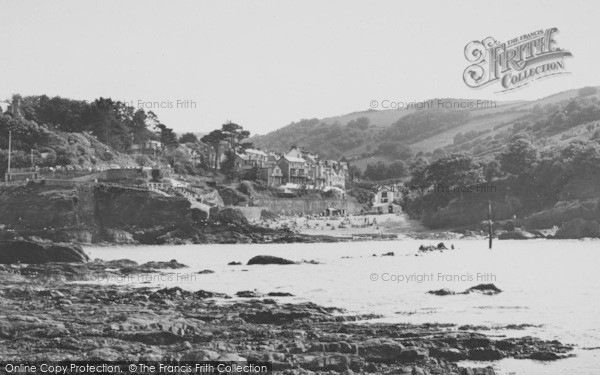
xmin=0 ymin=182 xmax=191 ymax=242
xmin=93 ymin=185 xmax=191 ymax=229
xmin=0 ymin=184 xmax=81 ymax=229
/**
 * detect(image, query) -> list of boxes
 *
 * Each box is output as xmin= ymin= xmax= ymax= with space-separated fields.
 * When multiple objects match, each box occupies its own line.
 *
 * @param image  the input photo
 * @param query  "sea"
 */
xmin=85 ymin=239 xmax=600 ymax=375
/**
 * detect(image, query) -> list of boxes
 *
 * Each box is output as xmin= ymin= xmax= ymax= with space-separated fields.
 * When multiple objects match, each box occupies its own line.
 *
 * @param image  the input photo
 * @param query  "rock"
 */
xmin=463 ymin=284 xmax=502 ymax=295
xmin=468 ymin=348 xmax=504 ymax=360
xmin=236 ymin=290 xmax=264 ymax=298
xmin=0 ymin=240 xmax=89 ymax=264
xmin=358 ymin=339 xmax=405 ymax=363
xmin=247 ymin=255 xmax=297 ymax=265
xmin=228 ymin=261 xmax=242 ymax=266
xmin=398 ymin=347 xmax=429 ymax=362
xmin=102 ymin=228 xmax=136 ymax=244
xmin=267 ymin=292 xmax=294 ymax=297
xmin=210 ymin=207 xmax=249 ymax=226
xmin=529 ymin=351 xmax=561 ymax=361
xmin=308 ymin=354 xmax=353 ymax=372
xmin=181 ymin=349 xmax=221 ymax=361
xmin=381 ymin=252 xmax=395 ymax=256
xmin=460 ymin=367 xmax=496 ymax=375
xmin=104 ymin=259 xmax=139 ymax=268
xmin=430 ymin=347 xmax=467 ymax=361
xmin=301 ymin=259 xmax=321 ymax=264
xmin=126 ymin=331 xmax=185 ymax=345
xmin=427 ymin=289 xmax=456 ymax=296
xmin=140 ymin=259 xmax=188 ymax=269
xmin=554 ymin=218 xmax=600 ymax=239
xmin=418 ymin=242 xmax=449 ymax=251
xmin=197 ymin=269 xmax=215 ymax=274
xmin=217 ymin=353 xmax=247 ymax=362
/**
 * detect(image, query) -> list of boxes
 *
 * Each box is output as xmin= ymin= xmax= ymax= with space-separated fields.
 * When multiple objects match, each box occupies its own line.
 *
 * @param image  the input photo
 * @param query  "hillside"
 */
xmin=250 ymin=88 xmax=600 ymax=171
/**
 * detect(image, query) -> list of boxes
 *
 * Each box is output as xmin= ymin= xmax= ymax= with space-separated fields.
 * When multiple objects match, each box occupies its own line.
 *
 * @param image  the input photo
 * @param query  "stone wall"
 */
xmin=252 ymin=197 xmax=362 ymax=216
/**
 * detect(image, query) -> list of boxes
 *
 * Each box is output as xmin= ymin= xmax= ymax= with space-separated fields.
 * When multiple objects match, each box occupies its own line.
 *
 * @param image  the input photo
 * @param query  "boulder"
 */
xmin=236 ymin=290 xmax=264 ymax=298
xmin=463 ymin=284 xmax=502 ymax=295
xmin=267 ymin=292 xmax=294 ymax=297
xmin=247 ymin=255 xmax=297 ymax=265
xmin=0 ymin=240 xmax=89 ymax=264
xmin=210 ymin=207 xmax=249 ymax=226
xmin=528 ymin=351 xmax=561 ymax=361
xmin=141 ymin=259 xmax=188 ymax=269
xmin=427 ymin=289 xmax=456 ymax=296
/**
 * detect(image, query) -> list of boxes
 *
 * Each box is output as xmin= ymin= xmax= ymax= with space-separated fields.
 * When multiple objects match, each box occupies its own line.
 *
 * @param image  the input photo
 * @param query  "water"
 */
xmin=85 ymin=239 xmax=600 ymax=374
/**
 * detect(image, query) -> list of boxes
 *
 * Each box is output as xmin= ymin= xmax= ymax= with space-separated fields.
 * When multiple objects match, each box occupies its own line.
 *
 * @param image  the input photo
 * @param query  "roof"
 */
xmin=244 ymin=149 xmax=267 ymax=156
xmin=282 ymin=155 xmax=306 ymax=163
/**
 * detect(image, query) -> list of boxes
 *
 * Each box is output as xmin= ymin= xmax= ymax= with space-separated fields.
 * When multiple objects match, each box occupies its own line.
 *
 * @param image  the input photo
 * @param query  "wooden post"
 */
xmin=488 ymin=200 xmax=493 ymax=249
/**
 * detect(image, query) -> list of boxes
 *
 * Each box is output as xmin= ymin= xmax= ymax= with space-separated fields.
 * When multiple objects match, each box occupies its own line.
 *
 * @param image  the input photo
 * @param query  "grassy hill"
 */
xmin=250 ymin=88 xmax=600 ymax=170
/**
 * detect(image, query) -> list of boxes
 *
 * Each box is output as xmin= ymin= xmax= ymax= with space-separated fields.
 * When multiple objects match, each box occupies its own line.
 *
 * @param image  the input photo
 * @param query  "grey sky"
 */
xmin=0 ymin=0 xmax=596 ymax=135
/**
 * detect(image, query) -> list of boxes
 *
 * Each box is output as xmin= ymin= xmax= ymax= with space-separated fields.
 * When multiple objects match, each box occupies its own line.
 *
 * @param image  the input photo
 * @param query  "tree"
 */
xmin=347 ymin=117 xmax=370 ymax=130
xmin=220 ymin=150 xmax=238 ymax=180
xmin=201 ymin=130 xmax=226 ymax=170
xmin=499 ymin=139 xmax=539 ymax=178
xmin=424 ymin=153 xmax=484 ymax=197
xmin=221 ymin=122 xmax=251 ymax=155
xmin=154 ymin=123 xmax=178 ymax=149
xmin=484 ymin=159 xmax=502 ymax=182
xmin=387 ymin=160 xmax=407 ymax=179
xmin=409 ymin=156 xmax=429 ymax=187
xmin=179 ymin=132 xmax=198 ymax=144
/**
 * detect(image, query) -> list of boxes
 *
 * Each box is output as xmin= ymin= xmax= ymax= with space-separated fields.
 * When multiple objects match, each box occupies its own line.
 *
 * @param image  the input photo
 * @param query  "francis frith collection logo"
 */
xmin=463 ymin=27 xmax=572 ymax=92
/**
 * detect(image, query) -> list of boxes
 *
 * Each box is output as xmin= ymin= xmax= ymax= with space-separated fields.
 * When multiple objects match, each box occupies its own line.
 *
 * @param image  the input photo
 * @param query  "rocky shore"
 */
xmin=0 ymin=260 xmax=575 ymax=374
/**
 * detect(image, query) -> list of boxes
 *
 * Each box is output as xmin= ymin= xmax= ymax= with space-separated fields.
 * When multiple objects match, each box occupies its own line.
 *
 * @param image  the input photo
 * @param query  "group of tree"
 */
xmin=363 ymin=160 xmax=408 ymax=181
xmin=1 ymin=94 xmax=178 ymax=154
xmin=200 ymin=122 xmax=252 ymax=178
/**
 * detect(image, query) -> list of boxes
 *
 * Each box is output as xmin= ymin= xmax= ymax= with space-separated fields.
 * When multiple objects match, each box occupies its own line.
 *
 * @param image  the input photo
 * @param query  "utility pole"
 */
xmin=6 ymin=130 xmax=11 ymax=182
xmin=31 ymin=149 xmax=34 ymax=169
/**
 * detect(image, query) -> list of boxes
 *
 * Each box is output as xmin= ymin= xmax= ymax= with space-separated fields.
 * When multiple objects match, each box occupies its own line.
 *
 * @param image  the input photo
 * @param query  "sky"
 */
xmin=0 ymin=0 xmax=598 ymax=135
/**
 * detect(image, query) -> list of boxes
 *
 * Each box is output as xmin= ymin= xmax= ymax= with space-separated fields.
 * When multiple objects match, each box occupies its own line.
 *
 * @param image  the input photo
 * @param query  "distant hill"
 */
xmin=249 ymin=87 xmax=600 ymax=170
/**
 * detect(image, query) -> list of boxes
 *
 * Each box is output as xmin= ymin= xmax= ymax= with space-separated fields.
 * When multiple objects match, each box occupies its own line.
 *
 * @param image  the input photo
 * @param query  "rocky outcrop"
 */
xmin=428 ymin=284 xmax=502 ymax=296
xmin=428 ymin=288 xmax=456 ymax=296
xmin=101 ymin=228 xmax=136 ymax=244
xmin=247 ymin=255 xmax=297 ymax=265
xmin=464 ymin=284 xmax=503 ymax=295
xmin=419 ymin=242 xmax=451 ymax=252
xmin=554 ymin=218 xmax=600 ymax=239
xmin=209 ymin=207 xmax=249 ymax=226
xmin=0 ymin=265 xmax=575 ymax=373
xmin=0 ymin=240 xmax=89 ymax=264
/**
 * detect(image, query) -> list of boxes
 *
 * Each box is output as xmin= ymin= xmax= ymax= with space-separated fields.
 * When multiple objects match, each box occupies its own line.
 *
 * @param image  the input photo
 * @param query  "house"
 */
xmin=277 ymin=155 xmax=308 ymax=185
xmin=323 ymin=160 xmax=347 ymax=189
xmin=258 ymin=164 xmax=284 ymax=186
xmin=129 ymin=140 xmax=161 ymax=155
xmin=372 ymin=186 xmax=398 ymax=214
